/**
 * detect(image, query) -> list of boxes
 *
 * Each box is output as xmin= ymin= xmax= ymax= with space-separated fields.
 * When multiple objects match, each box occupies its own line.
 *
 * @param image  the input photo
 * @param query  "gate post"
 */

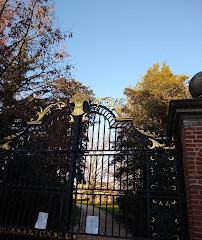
xmin=167 ymin=98 xmax=202 ymax=240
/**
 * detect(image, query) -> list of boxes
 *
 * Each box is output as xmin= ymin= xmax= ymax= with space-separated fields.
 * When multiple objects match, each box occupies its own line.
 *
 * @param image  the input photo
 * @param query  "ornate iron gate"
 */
xmin=0 ymin=93 xmax=189 ymax=239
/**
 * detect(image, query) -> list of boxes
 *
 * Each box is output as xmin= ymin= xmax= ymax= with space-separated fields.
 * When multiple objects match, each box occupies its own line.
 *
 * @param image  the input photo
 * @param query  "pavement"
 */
xmin=76 ymin=204 xmax=132 ymax=240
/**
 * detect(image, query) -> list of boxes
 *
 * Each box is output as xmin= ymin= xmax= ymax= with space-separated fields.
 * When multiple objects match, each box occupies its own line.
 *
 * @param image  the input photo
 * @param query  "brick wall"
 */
xmin=181 ymin=124 xmax=202 ymax=240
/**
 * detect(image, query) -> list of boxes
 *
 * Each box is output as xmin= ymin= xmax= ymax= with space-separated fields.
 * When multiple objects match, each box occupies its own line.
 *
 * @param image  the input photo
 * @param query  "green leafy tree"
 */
xmin=123 ymin=62 xmax=190 ymax=135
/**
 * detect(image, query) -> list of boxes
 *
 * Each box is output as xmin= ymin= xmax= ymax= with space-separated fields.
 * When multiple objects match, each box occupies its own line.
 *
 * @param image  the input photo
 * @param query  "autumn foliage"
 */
xmin=0 ymin=0 xmax=95 ymax=140
xmin=124 ymin=62 xmax=190 ymax=134
xmin=0 ymin=0 xmax=93 ymax=121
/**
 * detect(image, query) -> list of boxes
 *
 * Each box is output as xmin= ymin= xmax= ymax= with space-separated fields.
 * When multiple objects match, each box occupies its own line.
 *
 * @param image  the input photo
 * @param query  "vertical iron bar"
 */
xmin=79 ymin=193 xmax=83 ymax=233
xmin=94 ymin=155 xmax=98 ymax=188
xmin=112 ymin=195 xmax=114 ymax=236
xmin=15 ymin=191 xmax=24 ymax=226
xmin=63 ymin=116 xmax=81 ymax=234
xmin=92 ymin=194 xmax=95 ymax=216
xmin=27 ymin=191 xmax=35 ymax=228
xmin=85 ymin=116 xmax=90 ymax=151
xmin=107 ymin=155 xmax=110 ymax=189
xmin=46 ymin=193 xmax=53 ymax=229
xmin=82 ymin=155 xmax=87 ymax=190
xmin=98 ymin=194 xmax=101 ymax=235
xmin=91 ymin=114 xmax=95 ymax=150
xmin=73 ymin=150 xmax=82 ymax=233
xmin=86 ymin=192 xmax=89 ymax=219
xmin=126 ymin=137 xmax=129 ymax=191
xmin=113 ymin=153 xmax=116 ymax=190
xmin=97 ymin=115 xmax=101 ymax=150
xmin=118 ymin=197 xmax=121 ymax=237
xmin=21 ymin=191 xmax=30 ymax=227
xmin=120 ymin=130 xmax=123 ymax=191
xmin=146 ymin=149 xmax=151 ymax=238
xmin=88 ymin=155 xmax=92 ymax=189
xmin=13 ymin=153 xmax=21 ymax=186
xmin=4 ymin=189 xmax=13 ymax=225
xmin=105 ymin=195 xmax=108 ymax=235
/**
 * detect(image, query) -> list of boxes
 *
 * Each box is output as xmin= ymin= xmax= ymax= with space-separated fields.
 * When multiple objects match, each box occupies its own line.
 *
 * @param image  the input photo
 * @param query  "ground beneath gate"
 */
xmin=76 ymin=204 xmax=131 ymax=239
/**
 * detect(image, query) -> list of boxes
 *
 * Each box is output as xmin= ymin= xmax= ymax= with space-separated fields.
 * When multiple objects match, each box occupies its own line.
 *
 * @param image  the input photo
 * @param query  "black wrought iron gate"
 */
xmin=0 ymin=93 xmax=189 ymax=240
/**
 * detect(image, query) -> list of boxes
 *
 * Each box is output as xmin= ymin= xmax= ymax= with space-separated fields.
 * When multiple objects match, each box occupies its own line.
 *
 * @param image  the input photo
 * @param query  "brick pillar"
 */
xmin=167 ymin=99 xmax=202 ymax=240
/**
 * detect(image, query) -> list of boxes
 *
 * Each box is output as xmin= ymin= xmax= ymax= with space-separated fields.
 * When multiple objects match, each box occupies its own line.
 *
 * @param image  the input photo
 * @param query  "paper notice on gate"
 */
xmin=86 ymin=216 xmax=99 ymax=234
xmin=35 ymin=212 xmax=48 ymax=229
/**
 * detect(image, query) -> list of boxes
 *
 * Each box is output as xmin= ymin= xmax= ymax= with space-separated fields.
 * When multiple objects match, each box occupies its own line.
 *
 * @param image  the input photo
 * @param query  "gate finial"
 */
xmin=70 ymin=92 xmax=89 ymax=116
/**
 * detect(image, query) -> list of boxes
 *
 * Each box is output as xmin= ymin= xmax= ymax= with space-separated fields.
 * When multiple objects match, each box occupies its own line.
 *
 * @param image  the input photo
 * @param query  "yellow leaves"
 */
xmin=124 ymin=62 xmax=190 ymax=134
xmin=49 ymin=5 xmax=54 ymax=10
xmin=139 ymin=62 xmax=190 ymax=103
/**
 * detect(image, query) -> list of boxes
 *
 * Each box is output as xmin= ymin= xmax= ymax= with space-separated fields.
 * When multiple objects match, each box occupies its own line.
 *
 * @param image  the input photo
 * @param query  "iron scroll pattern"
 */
xmin=148 ymin=150 xmax=182 ymax=240
xmin=0 ymin=95 xmax=187 ymax=240
xmin=0 ymin=104 xmax=76 ymax=240
xmin=76 ymin=103 xmax=185 ymax=239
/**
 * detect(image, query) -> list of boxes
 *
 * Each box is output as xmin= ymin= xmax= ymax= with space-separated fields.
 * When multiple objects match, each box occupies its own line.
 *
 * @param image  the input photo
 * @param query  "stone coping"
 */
xmin=167 ymin=98 xmax=202 ymax=137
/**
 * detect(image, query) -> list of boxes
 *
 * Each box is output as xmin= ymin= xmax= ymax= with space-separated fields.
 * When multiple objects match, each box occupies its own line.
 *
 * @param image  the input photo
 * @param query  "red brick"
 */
xmin=197 ymin=152 xmax=202 ymax=157
xmin=185 ymin=156 xmax=195 ymax=161
xmin=185 ymin=131 xmax=194 ymax=135
xmin=188 ymin=179 xmax=197 ymax=184
xmin=191 ymin=199 xmax=200 ymax=205
xmin=195 ymin=232 xmax=202 ymax=238
xmin=188 ymin=190 xmax=199 ymax=196
xmin=186 ymin=135 xmax=196 ymax=139
xmin=193 ymin=215 xmax=202 ymax=221
xmin=195 ymin=131 xmax=202 ymax=134
xmin=191 ymin=220 xmax=202 ymax=227
xmin=192 ymin=205 xmax=202 ymax=211
xmin=184 ymin=127 xmax=195 ymax=131
xmin=186 ymin=152 xmax=196 ymax=156
xmin=182 ymin=124 xmax=202 ymax=239
xmin=193 ymin=139 xmax=202 ymax=143
xmin=196 ymin=157 xmax=202 ymax=162
xmin=185 ymin=143 xmax=197 ymax=148
xmin=186 ymin=148 xmax=194 ymax=152
xmin=191 ymin=210 xmax=202 ymax=216
xmin=188 ymin=175 xmax=202 ymax=180
xmin=191 ymin=185 xmax=200 ymax=190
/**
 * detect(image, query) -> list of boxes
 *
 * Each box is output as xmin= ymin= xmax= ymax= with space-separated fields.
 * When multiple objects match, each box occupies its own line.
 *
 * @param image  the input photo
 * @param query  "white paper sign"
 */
xmin=86 ymin=216 xmax=99 ymax=234
xmin=35 ymin=212 xmax=48 ymax=229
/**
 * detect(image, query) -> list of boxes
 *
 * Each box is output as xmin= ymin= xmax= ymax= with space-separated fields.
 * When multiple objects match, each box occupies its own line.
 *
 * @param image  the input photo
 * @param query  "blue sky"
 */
xmin=55 ymin=0 xmax=202 ymax=99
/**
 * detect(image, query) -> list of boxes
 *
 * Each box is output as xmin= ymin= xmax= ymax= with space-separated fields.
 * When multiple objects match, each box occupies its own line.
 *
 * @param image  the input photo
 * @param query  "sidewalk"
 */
xmin=76 ymin=204 xmax=132 ymax=239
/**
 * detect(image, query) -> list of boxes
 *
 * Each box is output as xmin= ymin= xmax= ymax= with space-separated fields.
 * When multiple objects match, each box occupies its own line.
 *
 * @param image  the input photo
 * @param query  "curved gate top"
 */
xmin=0 ymin=92 xmax=189 ymax=240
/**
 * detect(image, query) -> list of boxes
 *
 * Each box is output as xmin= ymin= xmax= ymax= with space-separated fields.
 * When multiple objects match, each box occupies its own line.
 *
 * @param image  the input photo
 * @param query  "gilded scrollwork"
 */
xmin=151 ymin=184 xmax=157 ymax=189
xmin=137 ymin=128 xmax=160 ymax=138
xmin=0 ymin=141 xmax=12 ymax=150
xmin=27 ymin=102 xmax=66 ymax=125
xmin=170 ymin=185 xmax=177 ymax=191
xmin=149 ymin=138 xmax=175 ymax=150
xmin=0 ymin=131 xmax=24 ymax=150
xmin=93 ymin=96 xmax=175 ymax=149
xmin=152 ymin=199 xmax=178 ymax=206
xmin=93 ymin=97 xmax=133 ymax=121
